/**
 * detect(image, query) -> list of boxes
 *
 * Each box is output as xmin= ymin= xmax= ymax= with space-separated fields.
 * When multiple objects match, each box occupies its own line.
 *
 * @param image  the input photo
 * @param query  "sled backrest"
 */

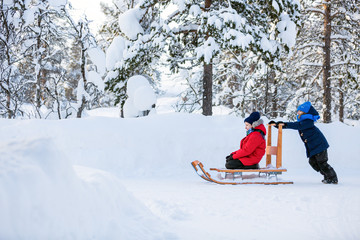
xmin=266 ymin=124 xmax=283 ymax=168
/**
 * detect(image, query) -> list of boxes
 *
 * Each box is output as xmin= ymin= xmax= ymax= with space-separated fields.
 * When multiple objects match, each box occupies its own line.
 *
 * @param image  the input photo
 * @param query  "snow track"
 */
xmin=122 ymin=178 xmax=360 ymax=240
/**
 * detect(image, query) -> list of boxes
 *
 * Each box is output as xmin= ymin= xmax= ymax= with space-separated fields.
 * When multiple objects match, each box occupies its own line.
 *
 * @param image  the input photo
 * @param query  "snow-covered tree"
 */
xmin=66 ymin=13 xmax=106 ymax=118
xmin=165 ymin=0 xmax=300 ymax=116
xmin=102 ymin=0 xmax=300 ymax=116
xmin=103 ymin=0 xmax=164 ymax=117
xmin=1 ymin=0 xmax=108 ymax=119
xmin=0 ymin=0 xmax=26 ymax=118
xmin=329 ymin=0 xmax=360 ymax=121
xmin=283 ymin=0 xmax=360 ymax=122
xmin=18 ymin=0 xmax=69 ymax=118
xmin=215 ymin=51 xmax=280 ymax=117
xmin=98 ymin=0 xmax=130 ymax=47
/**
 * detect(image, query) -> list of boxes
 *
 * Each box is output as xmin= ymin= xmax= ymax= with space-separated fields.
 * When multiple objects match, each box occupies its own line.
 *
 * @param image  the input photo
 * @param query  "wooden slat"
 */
xmin=209 ymin=168 xmax=287 ymax=173
xmin=266 ymin=124 xmax=273 ymax=166
xmin=277 ymin=124 xmax=283 ymax=168
xmin=266 ymin=123 xmax=284 ymax=168
xmin=266 ymin=146 xmax=278 ymax=155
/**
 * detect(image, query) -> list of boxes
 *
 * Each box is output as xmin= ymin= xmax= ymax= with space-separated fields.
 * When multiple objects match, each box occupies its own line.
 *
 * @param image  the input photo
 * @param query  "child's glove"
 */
xmin=268 ymin=120 xmax=276 ymax=125
xmin=275 ymin=121 xmax=286 ymax=128
xmin=226 ymin=154 xmax=234 ymax=162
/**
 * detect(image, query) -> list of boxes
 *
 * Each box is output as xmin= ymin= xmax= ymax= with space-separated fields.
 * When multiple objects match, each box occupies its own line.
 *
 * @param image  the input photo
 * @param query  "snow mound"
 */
xmin=0 ymin=138 xmax=171 ymax=239
xmin=134 ymin=85 xmax=156 ymax=111
xmin=127 ymin=75 xmax=152 ymax=98
xmin=124 ymin=75 xmax=156 ymax=117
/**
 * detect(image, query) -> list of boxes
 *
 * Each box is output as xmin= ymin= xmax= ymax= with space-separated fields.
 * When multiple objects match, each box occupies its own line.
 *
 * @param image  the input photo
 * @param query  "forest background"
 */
xmin=1 ymin=0 xmax=359 ymax=123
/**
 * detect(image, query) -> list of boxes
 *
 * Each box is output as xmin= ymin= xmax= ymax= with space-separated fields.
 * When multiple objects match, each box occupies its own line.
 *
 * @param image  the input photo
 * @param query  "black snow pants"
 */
xmin=309 ymin=150 xmax=337 ymax=181
xmin=225 ymin=159 xmax=259 ymax=169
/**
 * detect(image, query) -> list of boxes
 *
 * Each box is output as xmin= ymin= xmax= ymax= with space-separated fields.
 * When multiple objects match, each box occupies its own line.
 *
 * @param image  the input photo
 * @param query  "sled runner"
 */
xmin=191 ymin=123 xmax=293 ymax=185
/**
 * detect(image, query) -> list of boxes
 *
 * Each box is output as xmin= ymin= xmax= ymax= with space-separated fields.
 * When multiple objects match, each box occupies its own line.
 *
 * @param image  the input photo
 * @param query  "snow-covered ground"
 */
xmin=1 ymin=109 xmax=359 ymax=239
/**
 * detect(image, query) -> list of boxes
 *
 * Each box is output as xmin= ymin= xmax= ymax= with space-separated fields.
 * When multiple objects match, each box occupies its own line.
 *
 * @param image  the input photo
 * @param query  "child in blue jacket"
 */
xmin=271 ymin=102 xmax=338 ymax=184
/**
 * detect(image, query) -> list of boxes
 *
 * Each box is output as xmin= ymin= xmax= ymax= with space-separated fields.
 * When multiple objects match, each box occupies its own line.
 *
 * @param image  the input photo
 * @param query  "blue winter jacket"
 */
xmin=285 ymin=119 xmax=329 ymax=158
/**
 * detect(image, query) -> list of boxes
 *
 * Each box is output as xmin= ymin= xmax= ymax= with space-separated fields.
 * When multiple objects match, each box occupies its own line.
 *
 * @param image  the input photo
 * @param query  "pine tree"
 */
xmin=103 ymin=0 xmax=164 ymax=116
xmin=284 ymin=0 xmax=360 ymax=122
xmin=330 ymin=0 xmax=360 ymax=121
xmin=166 ymin=0 xmax=300 ymax=116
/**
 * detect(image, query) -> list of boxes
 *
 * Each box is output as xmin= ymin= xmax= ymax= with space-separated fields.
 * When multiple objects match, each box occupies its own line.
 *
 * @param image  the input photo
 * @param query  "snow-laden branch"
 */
xmin=303 ymin=61 xmax=322 ymax=67
xmin=331 ymin=34 xmax=351 ymax=41
xmin=332 ymin=61 xmax=360 ymax=67
xmin=305 ymin=7 xmax=325 ymax=15
xmin=303 ymin=61 xmax=360 ymax=68
xmin=298 ymin=42 xmax=324 ymax=49
xmin=172 ymin=24 xmax=199 ymax=35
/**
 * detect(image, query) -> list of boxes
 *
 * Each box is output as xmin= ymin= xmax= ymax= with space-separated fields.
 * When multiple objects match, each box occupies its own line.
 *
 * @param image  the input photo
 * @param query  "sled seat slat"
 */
xmin=209 ymin=168 xmax=287 ymax=173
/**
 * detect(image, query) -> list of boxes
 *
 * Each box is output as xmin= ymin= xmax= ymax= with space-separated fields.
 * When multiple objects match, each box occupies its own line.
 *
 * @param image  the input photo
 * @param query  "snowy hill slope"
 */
xmin=1 ymin=112 xmax=359 ymax=239
xmin=0 ymin=137 xmax=172 ymax=239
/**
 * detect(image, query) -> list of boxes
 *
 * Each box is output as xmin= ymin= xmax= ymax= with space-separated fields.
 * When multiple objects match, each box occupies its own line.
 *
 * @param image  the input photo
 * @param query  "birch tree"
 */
xmin=0 ymin=0 xmax=25 ymax=118
xmin=19 ymin=0 xmax=69 ymax=118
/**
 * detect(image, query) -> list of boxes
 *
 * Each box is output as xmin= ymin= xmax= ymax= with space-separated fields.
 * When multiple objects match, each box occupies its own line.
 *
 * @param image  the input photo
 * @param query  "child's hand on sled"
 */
xmin=268 ymin=120 xmax=276 ymax=125
xmin=226 ymin=154 xmax=234 ymax=162
xmin=275 ymin=121 xmax=286 ymax=128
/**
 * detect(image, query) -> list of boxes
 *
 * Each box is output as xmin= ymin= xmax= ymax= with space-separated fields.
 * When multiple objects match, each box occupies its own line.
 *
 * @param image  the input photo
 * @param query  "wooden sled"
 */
xmin=191 ymin=160 xmax=293 ymax=185
xmin=191 ymin=124 xmax=293 ymax=185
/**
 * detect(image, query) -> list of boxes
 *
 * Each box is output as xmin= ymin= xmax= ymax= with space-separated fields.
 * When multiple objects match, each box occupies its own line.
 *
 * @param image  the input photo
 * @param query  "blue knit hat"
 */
xmin=297 ymin=101 xmax=311 ymax=113
xmin=297 ymin=101 xmax=320 ymax=117
xmin=244 ymin=112 xmax=260 ymax=125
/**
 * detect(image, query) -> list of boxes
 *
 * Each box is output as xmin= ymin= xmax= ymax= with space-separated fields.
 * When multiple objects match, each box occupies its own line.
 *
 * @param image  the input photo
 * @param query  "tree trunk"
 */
xmin=338 ymin=78 xmax=344 ymax=122
xmin=203 ymin=63 xmax=213 ymax=116
xmin=264 ymin=68 xmax=269 ymax=115
xmin=322 ymin=0 xmax=332 ymax=123
xmin=6 ymin=88 xmax=11 ymax=119
xmin=77 ymin=24 xmax=87 ymax=118
xmin=35 ymin=13 xmax=42 ymax=115
xmin=271 ymin=82 xmax=278 ymax=119
xmin=202 ymin=0 xmax=212 ymax=116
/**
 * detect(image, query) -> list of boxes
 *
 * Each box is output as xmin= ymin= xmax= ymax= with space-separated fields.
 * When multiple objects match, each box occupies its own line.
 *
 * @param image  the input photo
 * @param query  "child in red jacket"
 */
xmin=226 ymin=112 xmax=266 ymax=169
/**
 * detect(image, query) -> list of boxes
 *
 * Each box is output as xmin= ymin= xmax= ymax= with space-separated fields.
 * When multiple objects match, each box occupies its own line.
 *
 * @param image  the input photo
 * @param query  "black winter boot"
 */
xmin=321 ymin=165 xmax=338 ymax=184
xmin=313 ymin=151 xmax=338 ymax=184
xmin=322 ymin=177 xmax=338 ymax=184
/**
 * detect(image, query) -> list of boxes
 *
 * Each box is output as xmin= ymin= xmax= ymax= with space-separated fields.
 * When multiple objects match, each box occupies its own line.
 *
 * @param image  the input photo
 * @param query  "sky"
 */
xmin=69 ymin=0 xmax=113 ymax=32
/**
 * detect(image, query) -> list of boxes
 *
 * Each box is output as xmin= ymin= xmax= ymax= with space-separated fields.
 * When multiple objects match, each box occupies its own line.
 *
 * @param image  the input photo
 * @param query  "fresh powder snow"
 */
xmin=0 ymin=110 xmax=359 ymax=239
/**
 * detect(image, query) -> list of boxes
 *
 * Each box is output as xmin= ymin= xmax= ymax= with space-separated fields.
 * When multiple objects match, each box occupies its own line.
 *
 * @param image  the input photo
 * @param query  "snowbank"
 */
xmin=0 ymin=137 xmax=170 ymax=239
xmin=1 ymin=114 xmax=359 ymax=179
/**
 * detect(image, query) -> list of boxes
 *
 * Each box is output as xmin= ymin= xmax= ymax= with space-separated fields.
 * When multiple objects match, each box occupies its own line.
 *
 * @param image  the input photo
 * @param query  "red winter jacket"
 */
xmin=232 ymin=124 xmax=267 ymax=166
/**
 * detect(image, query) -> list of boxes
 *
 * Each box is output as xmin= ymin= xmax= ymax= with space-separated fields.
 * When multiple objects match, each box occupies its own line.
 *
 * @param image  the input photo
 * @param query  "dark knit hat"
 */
xmin=244 ymin=111 xmax=260 ymax=125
